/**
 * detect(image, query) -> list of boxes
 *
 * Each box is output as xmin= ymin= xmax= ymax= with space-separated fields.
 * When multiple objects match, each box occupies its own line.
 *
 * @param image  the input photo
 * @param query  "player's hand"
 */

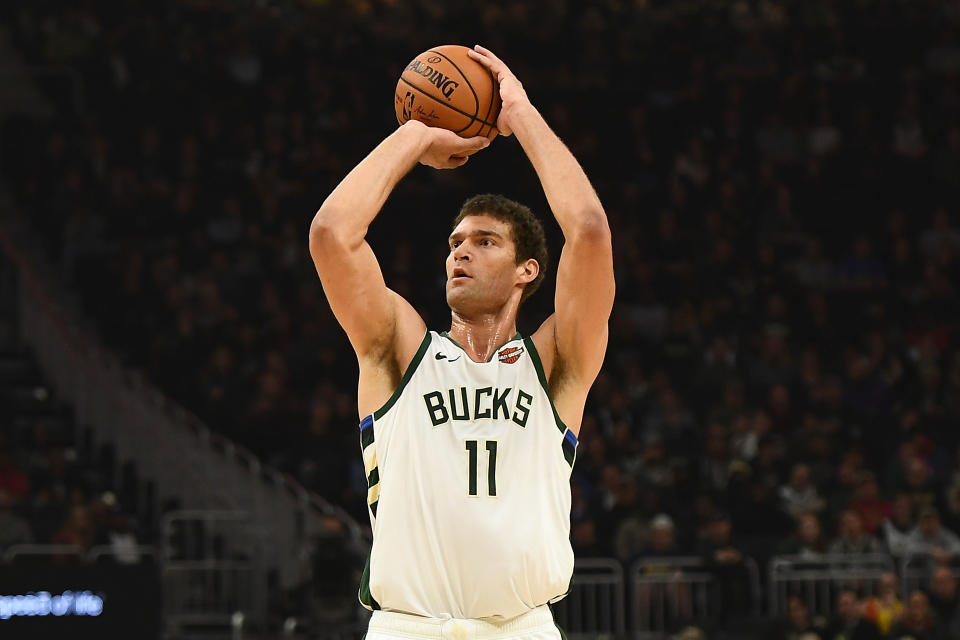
xmin=467 ymin=45 xmax=531 ymax=137
xmin=406 ymin=121 xmax=489 ymax=169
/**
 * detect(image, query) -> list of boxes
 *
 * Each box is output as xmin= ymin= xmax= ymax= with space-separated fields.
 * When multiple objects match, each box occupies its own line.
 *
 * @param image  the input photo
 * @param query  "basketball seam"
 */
xmin=397 ymin=77 xmax=497 ymax=131
xmin=427 ymin=48 xmax=480 ymax=118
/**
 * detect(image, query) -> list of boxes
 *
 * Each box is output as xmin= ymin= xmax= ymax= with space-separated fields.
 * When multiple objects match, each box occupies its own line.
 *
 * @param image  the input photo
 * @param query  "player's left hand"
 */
xmin=467 ymin=45 xmax=530 ymax=137
xmin=408 ymin=120 xmax=489 ymax=169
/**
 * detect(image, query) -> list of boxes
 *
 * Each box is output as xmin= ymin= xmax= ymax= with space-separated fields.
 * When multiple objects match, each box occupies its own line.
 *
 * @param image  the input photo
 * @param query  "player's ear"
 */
xmin=517 ymin=258 xmax=539 ymax=285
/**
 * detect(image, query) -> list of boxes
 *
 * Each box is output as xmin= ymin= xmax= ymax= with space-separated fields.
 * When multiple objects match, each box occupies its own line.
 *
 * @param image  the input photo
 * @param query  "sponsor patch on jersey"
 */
xmin=498 ymin=346 xmax=524 ymax=364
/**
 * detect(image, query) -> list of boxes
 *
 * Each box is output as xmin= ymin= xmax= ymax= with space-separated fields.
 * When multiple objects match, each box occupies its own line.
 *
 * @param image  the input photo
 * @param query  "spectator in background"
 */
xmin=881 ymin=493 xmax=917 ymax=558
xmin=0 ymin=448 xmax=29 ymax=501
xmin=571 ymin=519 xmax=603 ymax=557
xmin=92 ymin=493 xmax=140 ymax=565
xmin=850 ymin=472 xmax=892 ymax=536
xmin=901 ymin=457 xmax=939 ymax=513
xmin=918 ymin=207 xmax=960 ymax=259
xmin=824 ymin=589 xmax=879 ymax=640
xmin=635 ymin=514 xmax=690 ymax=629
xmin=0 ymin=487 xmax=33 ymax=550
xmin=829 ymin=510 xmax=884 ymax=556
xmin=941 ymin=483 xmax=960 ymax=537
xmin=926 ymin=566 xmax=960 ymax=636
xmin=905 ymin=507 xmax=960 ymax=566
xmin=780 ymin=463 xmax=826 ymax=519
xmin=778 ymin=512 xmax=827 ymax=558
xmin=765 ymin=595 xmax=823 ymax=640
xmin=862 ymin=572 xmax=904 ymax=636
xmin=836 ymin=235 xmax=886 ymax=291
xmin=698 ymin=511 xmax=750 ymax=623
xmin=888 ymin=591 xmax=938 ymax=640
xmin=51 ymin=504 xmax=97 ymax=551
xmin=638 ymin=513 xmax=682 ymax=561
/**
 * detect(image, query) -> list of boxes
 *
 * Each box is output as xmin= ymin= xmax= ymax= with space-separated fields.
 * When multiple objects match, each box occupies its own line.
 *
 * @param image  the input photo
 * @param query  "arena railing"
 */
xmin=767 ymin=553 xmax=895 ymax=617
xmin=159 ymin=511 xmax=258 ymax=634
xmin=550 ymin=557 xmax=626 ymax=637
xmin=898 ymin=553 xmax=960 ymax=596
xmin=0 ymin=207 xmax=365 ymax=631
xmin=627 ymin=555 xmax=762 ymax=637
xmin=2 ymin=544 xmax=85 ymax=563
xmin=2 ymin=544 xmax=159 ymax=564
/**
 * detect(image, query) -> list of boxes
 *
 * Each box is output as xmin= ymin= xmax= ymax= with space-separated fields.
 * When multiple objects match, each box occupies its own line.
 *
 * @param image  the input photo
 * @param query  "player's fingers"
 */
xmin=454 ymin=136 xmax=490 ymax=155
xmin=473 ymin=44 xmax=500 ymax=62
xmin=466 ymin=48 xmax=495 ymax=70
xmin=468 ymin=47 xmax=507 ymax=76
xmin=448 ymin=155 xmax=470 ymax=168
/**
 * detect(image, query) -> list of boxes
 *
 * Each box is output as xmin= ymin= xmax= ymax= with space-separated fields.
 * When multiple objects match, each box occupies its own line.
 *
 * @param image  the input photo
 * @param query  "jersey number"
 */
xmin=465 ymin=439 xmax=498 ymax=497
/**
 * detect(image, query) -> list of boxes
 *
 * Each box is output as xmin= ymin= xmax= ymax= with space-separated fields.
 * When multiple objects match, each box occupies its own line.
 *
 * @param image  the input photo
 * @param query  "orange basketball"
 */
xmin=395 ymin=45 xmax=501 ymax=139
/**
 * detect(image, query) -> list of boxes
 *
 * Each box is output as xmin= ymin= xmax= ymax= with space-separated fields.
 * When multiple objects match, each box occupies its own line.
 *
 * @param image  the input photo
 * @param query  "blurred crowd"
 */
xmin=761 ymin=577 xmax=960 ymax=640
xmin=2 ymin=0 xmax=960 ymax=635
xmin=0 ymin=381 xmax=143 ymax=563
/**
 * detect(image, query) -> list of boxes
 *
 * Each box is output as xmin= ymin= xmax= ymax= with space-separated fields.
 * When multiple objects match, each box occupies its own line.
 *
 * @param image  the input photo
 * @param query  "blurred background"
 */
xmin=0 ymin=0 xmax=959 ymax=638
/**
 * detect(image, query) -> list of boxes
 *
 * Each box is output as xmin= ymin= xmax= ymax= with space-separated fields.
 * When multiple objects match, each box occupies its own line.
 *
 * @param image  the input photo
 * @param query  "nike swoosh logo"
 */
xmin=435 ymin=353 xmax=460 ymax=362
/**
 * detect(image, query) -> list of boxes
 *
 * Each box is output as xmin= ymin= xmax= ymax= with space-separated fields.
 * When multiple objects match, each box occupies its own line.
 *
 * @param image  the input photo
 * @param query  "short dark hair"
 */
xmin=453 ymin=194 xmax=548 ymax=303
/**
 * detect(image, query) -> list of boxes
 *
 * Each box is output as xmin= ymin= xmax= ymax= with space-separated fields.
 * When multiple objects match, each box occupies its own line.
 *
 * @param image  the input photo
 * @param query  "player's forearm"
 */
xmin=311 ymin=121 xmax=430 ymax=249
xmin=509 ymin=105 xmax=608 ymax=238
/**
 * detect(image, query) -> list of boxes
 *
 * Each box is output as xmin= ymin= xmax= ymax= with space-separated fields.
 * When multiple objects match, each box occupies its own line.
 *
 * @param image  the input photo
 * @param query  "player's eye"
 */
xmin=481 ymin=239 xmax=493 ymax=247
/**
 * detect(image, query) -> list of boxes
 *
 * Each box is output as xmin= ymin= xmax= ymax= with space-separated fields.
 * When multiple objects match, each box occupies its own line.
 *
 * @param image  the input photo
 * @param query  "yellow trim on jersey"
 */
xmin=364 ymin=448 xmax=378 ymax=477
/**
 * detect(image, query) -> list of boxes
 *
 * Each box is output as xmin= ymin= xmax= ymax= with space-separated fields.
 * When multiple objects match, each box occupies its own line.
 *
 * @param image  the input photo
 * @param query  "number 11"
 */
xmin=465 ymin=439 xmax=498 ymax=497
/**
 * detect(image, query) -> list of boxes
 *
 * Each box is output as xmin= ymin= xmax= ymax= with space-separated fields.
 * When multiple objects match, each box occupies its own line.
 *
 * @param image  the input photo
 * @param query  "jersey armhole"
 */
xmin=523 ymin=336 xmax=573 ymax=437
xmin=371 ymin=330 xmax=432 ymax=421
xmin=524 ymin=337 xmax=579 ymax=468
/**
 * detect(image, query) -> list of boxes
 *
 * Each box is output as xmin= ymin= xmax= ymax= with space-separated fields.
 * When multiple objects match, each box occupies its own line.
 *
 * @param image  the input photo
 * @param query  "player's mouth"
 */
xmin=451 ymin=267 xmax=471 ymax=283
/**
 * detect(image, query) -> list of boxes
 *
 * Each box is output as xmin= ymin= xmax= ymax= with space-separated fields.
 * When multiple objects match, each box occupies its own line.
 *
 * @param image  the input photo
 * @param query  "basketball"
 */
xmin=395 ymin=45 xmax=501 ymax=139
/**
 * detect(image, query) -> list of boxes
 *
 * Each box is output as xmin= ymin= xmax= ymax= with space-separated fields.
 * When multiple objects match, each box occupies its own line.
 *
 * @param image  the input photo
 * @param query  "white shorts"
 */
xmin=365 ymin=605 xmax=563 ymax=640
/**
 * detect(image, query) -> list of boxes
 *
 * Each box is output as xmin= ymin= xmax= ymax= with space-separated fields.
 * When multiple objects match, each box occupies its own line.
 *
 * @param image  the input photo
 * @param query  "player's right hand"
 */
xmin=406 ymin=121 xmax=489 ymax=169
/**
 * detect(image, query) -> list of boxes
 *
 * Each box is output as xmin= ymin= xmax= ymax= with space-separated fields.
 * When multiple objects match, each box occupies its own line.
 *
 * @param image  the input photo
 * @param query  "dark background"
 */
xmin=1 ymin=0 xmax=959 ymax=637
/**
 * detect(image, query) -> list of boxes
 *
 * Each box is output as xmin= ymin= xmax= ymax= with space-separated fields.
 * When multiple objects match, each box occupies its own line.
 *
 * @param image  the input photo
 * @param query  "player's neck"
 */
xmin=448 ymin=306 xmax=519 ymax=363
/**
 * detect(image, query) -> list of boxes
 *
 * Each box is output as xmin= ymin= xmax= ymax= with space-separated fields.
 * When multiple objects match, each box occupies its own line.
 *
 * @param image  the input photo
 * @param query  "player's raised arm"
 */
xmin=468 ymin=46 xmax=615 ymax=399
xmin=309 ymin=121 xmax=488 ymax=368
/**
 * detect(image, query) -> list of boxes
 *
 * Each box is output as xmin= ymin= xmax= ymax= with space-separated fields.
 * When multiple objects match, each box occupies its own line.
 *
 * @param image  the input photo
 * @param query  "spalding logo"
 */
xmin=406 ymin=59 xmax=460 ymax=100
xmin=498 ymin=346 xmax=524 ymax=364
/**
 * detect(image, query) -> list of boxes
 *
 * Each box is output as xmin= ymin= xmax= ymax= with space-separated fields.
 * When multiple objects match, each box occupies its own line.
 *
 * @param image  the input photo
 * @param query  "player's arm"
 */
xmin=309 ymin=122 xmax=488 ymax=379
xmin=469 ymin=46 xmax=615 ymax=400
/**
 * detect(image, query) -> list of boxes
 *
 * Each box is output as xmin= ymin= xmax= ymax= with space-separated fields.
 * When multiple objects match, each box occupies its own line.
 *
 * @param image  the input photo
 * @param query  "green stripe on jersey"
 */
xmin=373 ymin=331 xmax=431 ymax=420
xmin=358 ymin=552 xmax=381 ymax=610
xmin=360 ymin=423 xmax=375 ymax=450
xmin=562 ymin=436 xmax=576 ymax=467
xmin=523 ymin=336 xmax=569 ymax=435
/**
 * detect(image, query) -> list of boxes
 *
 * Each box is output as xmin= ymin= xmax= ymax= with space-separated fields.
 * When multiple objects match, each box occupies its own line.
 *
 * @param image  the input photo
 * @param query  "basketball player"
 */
xmin=309 ymin=46 xmax=614 ymax=639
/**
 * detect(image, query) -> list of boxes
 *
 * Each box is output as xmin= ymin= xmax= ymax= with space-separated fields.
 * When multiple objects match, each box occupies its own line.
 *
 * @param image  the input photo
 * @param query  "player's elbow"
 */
xmin=569 ymin=209 xmax=611 ymax=245
xmin=309 ymin=207 xmax=350 ymax=253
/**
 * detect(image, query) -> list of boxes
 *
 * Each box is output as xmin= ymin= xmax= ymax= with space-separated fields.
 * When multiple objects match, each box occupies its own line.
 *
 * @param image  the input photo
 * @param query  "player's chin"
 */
xmin=445 ymin=285 xmax=472 ymax=310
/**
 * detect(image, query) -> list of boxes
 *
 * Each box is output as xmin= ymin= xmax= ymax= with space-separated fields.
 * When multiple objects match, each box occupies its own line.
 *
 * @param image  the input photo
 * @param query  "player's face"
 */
xmin=445 ymin=214 xmax=524 ymax=315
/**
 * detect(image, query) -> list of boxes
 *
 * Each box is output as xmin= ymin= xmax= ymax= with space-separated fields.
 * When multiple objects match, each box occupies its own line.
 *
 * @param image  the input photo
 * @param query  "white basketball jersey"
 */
xmin=358 ymin=330 xmax=578 ymax=620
